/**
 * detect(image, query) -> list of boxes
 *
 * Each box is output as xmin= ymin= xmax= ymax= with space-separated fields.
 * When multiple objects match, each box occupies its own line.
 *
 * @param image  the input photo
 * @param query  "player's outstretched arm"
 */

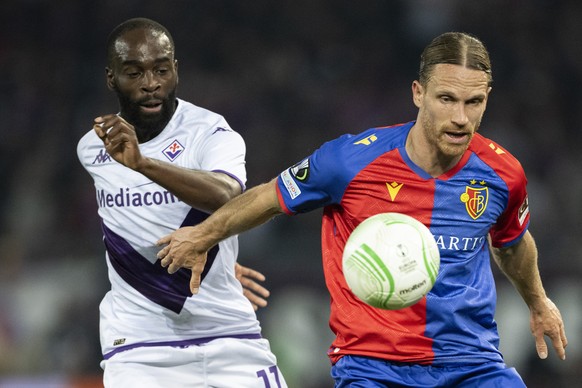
xmin=157 ymin=179 xmax=283 ymax=294
xmin=491 ymin=231 xmax=567 ymax=360
xmin=236 ymin=263 xmax=270 ymax=310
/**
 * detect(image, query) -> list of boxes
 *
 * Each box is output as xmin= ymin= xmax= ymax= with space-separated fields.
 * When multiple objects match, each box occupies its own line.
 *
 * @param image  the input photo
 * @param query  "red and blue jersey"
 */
xmin=275 ymin=121 xmax=530 ymax=366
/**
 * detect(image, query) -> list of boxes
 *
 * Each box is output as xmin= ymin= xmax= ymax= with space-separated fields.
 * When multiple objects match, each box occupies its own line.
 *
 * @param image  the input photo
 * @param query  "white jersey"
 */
xmin=77 ymin=99 xmax=262 ymax=359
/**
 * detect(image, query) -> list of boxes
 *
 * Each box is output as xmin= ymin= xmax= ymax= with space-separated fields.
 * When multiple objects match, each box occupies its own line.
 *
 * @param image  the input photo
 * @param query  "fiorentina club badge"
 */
xmin=460 ymin=182 xmax=489 ymax=220
xmin=163 ymin=140 xmax=185 ymax=162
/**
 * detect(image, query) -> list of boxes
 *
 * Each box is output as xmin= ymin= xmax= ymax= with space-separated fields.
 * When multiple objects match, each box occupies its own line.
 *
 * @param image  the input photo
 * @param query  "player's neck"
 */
xmin=135 ymin=120 xmax=169 ymax=143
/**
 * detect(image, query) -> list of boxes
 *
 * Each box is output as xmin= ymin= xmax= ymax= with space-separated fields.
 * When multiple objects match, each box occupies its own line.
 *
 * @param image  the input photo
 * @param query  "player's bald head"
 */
xmin=106 ymin=18 xmax=175 ymax=66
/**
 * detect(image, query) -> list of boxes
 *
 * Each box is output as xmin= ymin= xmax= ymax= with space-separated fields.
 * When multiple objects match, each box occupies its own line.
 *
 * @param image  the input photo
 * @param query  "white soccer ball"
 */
xmin=342 ymin=212 xmax=440 ymax=310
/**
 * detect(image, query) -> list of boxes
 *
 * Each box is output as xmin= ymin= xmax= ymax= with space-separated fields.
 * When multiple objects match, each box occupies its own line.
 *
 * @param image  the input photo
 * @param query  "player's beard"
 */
xmin=420 ymin=112 xmax=478 ymax=160
xmin=117 ymin=89 xmax=177 ymax=142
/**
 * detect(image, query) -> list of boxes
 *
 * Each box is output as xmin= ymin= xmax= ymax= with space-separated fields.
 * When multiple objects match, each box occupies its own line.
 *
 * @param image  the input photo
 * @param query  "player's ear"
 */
xmin=105 ymin=67 xmax=116 ymax=91
xmin=412 ymin=80 xmax=423 ymax=108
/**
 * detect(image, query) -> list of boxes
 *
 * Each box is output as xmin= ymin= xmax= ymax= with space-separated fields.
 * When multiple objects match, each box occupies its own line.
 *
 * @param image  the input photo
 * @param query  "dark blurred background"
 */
xmin=1 ymin=1 xmax=581 ymax=387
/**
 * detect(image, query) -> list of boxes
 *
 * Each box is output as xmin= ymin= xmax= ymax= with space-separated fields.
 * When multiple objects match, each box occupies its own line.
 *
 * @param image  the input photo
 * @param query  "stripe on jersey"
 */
xmin=103 ymin=332 xmax=263 ymax=360
xmin=102 ymin=208 xmax=219 ymax=314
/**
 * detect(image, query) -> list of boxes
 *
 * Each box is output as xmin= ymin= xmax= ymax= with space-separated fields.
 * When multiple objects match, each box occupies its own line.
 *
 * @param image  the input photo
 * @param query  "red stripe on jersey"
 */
xmin=323 ymin=149 xmax=437 ymax=364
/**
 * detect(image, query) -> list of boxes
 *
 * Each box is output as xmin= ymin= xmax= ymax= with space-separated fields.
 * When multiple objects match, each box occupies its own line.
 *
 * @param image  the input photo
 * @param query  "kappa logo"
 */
xmin=290 ymin=158 xmax=310 ymax=182
xmin=212 ymin=126 xmax=232 ymax=134
xmin=163 ymin=139 xmax=185 ymax=162
xmin=354 ymin=134 xmax=377 ymax=146
xmin=460 ymin=180 xmax=489 ymax=220
xmin=386 ymin=181 xmax=404 ymax=201
xmin=92 ymin=149 xmax=112 ymax=164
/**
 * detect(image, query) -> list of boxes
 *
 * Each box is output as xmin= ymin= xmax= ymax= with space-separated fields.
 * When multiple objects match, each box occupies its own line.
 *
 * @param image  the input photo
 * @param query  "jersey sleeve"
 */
xmin=276 ymin=134 xmax=354 ymax=215
xmin=197 ymin=119 xmax=247 ymax=191
xmin=487 ymin=144 xmax=530 ymax=248
xmin=276 ymin=124 xmax=413 ymax=216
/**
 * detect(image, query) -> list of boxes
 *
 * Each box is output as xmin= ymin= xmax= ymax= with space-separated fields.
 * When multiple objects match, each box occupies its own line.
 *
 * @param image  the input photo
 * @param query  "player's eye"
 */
xmin=122 ymin=67 xmax=142 ymax=78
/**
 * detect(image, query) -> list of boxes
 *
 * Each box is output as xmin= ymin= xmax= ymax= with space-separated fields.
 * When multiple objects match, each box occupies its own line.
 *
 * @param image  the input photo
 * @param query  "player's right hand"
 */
xmin=93 ymin=115 xmax=144 ymax=170
xmin=529 ymin=296 xmax=567 ymax=360
xmin=157 ymin=226 xmax=210 ymax=295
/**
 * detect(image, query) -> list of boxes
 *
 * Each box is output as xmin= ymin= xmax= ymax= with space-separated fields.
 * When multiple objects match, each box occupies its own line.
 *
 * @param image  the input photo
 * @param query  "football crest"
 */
xmin=163 ymin=140 xmax=185 ymax=162
xmin=460 ymin=184 xmax=488 ymax=220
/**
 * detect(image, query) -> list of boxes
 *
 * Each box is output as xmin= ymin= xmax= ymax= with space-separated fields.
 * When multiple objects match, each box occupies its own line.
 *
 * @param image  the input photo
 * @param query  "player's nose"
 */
xmin=451 ymin=103 xmax=469 ymax=126
xmin=141 ymin=70 xmax=161 ymax=92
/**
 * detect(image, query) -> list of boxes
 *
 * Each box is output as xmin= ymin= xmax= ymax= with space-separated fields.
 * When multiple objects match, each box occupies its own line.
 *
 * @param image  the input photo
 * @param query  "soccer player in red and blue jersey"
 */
xmin=158 ymin=32 xmax=567 ymax=387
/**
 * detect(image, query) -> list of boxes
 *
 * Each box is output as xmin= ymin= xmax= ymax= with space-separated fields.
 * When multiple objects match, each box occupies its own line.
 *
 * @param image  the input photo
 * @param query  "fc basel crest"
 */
xmin=460 ymin=181 xmax=488 ymax=220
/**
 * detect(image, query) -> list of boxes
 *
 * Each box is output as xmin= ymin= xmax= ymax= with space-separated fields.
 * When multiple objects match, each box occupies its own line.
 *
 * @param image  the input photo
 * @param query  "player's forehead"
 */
xmin=427 ymin=63 xmax=490 ymax=97
xmin=113 ymin=27 xmax=174 ymax=65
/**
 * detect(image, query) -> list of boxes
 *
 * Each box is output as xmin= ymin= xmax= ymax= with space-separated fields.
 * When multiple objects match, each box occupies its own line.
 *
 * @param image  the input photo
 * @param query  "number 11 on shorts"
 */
xmin=256 ymin=365 xmax=282 ymax=387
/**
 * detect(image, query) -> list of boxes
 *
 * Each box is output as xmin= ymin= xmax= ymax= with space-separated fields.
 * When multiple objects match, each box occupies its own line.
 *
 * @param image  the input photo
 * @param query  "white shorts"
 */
xmin=101 ymin=337 xmax=288 ymax=388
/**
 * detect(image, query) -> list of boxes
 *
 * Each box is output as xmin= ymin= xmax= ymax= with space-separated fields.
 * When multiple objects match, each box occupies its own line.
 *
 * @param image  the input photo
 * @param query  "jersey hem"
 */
xmin=103 ymin=333 xmax=263 ymax=360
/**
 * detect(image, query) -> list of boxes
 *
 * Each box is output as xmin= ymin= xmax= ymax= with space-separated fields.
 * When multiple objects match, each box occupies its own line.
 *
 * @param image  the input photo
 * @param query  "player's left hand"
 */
xmin=235 ymin=263 xmax=270 ymax=310
xmin=529 ymin=296 xmax=568 ymax=360
xmin=157 ymin=226 xmax=208 ymax=294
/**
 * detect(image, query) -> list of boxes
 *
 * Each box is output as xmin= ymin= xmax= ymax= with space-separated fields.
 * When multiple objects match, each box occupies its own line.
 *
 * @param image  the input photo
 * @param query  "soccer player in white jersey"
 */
xmin=77 ymin=18 xmax=287 ymax=388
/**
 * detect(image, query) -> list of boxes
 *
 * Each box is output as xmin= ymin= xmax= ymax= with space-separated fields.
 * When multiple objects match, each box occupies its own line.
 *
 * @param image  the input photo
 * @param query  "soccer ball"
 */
xmin=342 ymin=212 xmax=440 ymax=310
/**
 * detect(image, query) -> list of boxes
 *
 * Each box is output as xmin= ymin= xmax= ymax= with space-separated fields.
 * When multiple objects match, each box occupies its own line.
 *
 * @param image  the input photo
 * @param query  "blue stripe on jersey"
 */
xmin=424 ymin=153 xmax=509 ymax=364
xmin=102 ymin=208 xmax=219 ymax=314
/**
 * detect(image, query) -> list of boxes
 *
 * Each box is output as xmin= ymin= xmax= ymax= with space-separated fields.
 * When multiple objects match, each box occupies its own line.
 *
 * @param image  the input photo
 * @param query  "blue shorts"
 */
xmin=331 ymin=356 xmax=526 ymax=388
